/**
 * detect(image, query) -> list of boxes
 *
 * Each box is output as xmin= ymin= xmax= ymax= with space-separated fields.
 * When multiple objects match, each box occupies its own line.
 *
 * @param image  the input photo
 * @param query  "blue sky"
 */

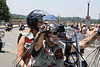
xmin=6 ymin=0 xmax=100 ymax=19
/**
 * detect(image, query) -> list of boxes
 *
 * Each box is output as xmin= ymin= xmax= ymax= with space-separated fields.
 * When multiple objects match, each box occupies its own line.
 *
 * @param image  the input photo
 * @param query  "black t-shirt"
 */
xmin=31 ymin=46 xmax=42 ymax=57
xmin=64 ymin=42 xmax=72 ymax=64
xmin=65 ymin=42 xmax=72 ymax=58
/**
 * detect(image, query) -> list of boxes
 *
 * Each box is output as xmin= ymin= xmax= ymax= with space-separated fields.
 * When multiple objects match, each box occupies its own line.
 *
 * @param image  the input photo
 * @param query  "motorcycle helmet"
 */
xmin=27 ymin=9 xmax=49 ymax=31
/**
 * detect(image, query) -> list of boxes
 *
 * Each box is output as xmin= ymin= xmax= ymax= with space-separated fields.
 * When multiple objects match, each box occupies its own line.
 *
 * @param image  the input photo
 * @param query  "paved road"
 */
xmin=0 ymin=27 xmax=28 ymax=67
xmin=0 ymin=27 xmax=99 ymax=67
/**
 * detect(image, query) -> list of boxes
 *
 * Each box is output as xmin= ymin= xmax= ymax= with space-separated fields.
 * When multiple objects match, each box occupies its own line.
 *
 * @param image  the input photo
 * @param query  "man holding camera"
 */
xmin=17 ymin=9 xmax=100 ymax=67
xmin=17 ymin=10 xmax=65 ymax=67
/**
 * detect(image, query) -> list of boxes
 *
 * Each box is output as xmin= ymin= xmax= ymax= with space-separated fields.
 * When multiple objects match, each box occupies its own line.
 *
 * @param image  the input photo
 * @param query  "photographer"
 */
xmin=17 ymin=9 xmax=100 ymax=67
xmin=17 ymin=10 xmax=65 ymax=67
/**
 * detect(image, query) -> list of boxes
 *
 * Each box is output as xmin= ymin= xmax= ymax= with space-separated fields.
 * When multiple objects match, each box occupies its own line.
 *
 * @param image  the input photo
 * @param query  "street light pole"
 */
xmin=85 ymin=0 xmax=91 ymax=27
xmin=57 ymin=13 xmax=61 ymax=23
xmin=99 ymin=13 xmax=100 ymax=22
xmin=87 ymin=0 xmax=90 ymax=17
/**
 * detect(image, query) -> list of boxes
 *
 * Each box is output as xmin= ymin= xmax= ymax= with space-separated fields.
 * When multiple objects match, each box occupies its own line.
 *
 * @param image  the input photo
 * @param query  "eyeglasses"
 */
xmin=37 ymin=19 xmax=43 ymax=23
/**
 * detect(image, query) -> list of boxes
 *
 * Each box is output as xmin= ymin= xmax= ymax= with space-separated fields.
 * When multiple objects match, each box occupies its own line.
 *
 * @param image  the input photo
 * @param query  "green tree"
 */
xmin=0 ymin=0 xmax=11 ymax=22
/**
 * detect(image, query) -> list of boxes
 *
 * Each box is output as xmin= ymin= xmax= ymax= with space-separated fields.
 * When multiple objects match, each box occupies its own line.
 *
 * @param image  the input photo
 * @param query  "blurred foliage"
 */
xmin=60 ymin=17 xmax=100 ymax=24
xmin=8 ymin=14 xmax=100 ymax=24
xmin=61 ymin=17 xmax=84 ymax=23
xmin=10 ymin=14 xmax=27 ymax=20
xmin=0 ymin=0 xmax=11 ymax=22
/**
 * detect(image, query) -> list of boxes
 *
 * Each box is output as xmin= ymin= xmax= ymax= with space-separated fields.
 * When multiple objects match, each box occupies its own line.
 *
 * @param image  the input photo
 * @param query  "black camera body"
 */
xmin=40 ymin=23 xmax=65 ymax=35
xmin=50 ymin=24 xmax=65 ymax=35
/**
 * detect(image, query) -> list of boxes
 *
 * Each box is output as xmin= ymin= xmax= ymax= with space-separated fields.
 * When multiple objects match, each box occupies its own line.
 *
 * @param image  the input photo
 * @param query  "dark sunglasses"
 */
xmin=37 ymin=19 xmax=43 ymax=23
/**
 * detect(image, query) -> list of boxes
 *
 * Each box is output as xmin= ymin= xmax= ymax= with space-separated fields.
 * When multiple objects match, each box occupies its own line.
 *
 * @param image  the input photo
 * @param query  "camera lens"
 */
xmin=53 ymin=32 xmax=58 ymax=35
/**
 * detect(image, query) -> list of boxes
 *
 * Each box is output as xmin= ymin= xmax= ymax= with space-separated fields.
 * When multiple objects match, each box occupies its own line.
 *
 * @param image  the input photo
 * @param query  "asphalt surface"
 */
xmin=0 ymin=27 xmax=28 ymax=67
xmin=0 ymin=50 xmax=16 ymax=67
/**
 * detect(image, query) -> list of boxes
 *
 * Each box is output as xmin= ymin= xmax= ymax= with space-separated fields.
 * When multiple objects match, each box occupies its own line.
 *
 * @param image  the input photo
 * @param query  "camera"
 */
xmin=49 ymin=23 xmax=65 ymax=35
xmin=40 ymin=23 xmax=65 ymax=35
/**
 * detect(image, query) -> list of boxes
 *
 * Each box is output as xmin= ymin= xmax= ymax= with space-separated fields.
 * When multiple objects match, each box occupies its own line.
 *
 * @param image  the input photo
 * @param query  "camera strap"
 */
xmin=45 ymin=34 xmax=54 ymax=45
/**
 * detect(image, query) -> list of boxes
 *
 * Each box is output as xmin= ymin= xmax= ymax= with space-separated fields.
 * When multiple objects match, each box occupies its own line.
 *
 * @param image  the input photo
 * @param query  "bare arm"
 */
xmin=70 ymin=32 xmax=99 ymax=53
xmin=17 ymin=36 xmax=27 ymax=67
xmin=34 ymin=31 xmax=45 ymax=51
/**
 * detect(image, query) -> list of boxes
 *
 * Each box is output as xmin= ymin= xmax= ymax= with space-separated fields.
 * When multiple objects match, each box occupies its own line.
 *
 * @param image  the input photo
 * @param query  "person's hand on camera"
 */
xmin=37 ymin=24 xmax=50 ymax=37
